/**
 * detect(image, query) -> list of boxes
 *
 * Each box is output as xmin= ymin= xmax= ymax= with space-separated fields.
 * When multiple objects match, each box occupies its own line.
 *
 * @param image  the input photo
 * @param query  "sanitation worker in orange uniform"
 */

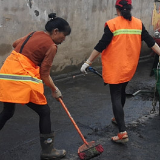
xmin=0 ymin=13 xmax=71 ymax=159
xmin=81 ymin=0 xmax=160 ymax=143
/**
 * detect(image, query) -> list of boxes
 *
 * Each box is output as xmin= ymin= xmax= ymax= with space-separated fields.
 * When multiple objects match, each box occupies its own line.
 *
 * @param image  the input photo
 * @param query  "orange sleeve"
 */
xmin=40 ymin=44 xmax=57 ymax=77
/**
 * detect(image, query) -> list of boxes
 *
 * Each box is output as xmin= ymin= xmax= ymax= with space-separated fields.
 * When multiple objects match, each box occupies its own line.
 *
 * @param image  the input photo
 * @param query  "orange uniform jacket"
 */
xmin=0 ymin=32 xmax=56 ymax=105
xmin=101 ymin=16 xmax=142 ymax=84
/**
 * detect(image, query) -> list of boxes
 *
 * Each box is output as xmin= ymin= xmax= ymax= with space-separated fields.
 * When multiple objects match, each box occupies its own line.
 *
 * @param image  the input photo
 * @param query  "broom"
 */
xmin=58 ymin=98 xmax=104 ymax=160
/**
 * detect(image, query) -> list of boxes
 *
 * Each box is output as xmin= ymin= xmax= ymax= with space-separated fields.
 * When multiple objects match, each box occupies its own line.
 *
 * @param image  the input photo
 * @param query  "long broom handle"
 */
xmin=58 ymin=98 xmax=89 ymax=145
xmin=87 ymin=66 xmax=102 ymax=78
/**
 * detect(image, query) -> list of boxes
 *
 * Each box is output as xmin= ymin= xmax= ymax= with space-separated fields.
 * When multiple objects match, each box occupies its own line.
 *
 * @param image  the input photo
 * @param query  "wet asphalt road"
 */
xmin=0 ymin=58 xmax=160 ymax=160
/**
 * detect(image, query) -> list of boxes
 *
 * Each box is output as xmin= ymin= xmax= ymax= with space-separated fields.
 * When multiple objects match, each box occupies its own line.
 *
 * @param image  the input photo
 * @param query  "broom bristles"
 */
xmin=78 ymin=144 xmax=103 ymax=160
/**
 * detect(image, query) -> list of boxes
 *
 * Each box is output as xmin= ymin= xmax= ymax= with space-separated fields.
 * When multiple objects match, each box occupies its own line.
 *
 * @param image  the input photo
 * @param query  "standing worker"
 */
xmin=0 ymin=13 xmax=71 ymax=159
xmin=81 ymin=0 xmax=160 ymax=143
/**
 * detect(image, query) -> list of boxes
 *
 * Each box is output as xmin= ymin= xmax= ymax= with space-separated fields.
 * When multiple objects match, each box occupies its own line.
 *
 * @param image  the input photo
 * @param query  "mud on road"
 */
xmin=0 ymin=58 xmax=160 ymax=160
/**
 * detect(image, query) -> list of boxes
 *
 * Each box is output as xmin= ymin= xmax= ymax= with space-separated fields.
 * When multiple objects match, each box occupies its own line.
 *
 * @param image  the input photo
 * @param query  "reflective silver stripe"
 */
xmin=113 ymin=29 xmax=142 ymax=36
xmin=0 ymin=74 xmax=42 ymax=83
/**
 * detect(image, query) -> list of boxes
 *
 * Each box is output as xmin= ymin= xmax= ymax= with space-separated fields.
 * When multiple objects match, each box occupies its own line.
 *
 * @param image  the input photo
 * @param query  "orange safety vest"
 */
xmin=0 ymin=33 xmax=47 ymax=105
xmin=101 ymin=16 xmax=142 ymax=84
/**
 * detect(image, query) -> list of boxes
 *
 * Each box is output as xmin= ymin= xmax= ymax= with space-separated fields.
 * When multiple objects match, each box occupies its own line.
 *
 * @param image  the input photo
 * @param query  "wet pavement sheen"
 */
xmin=0 ymin=58 xmax=160 ymax=160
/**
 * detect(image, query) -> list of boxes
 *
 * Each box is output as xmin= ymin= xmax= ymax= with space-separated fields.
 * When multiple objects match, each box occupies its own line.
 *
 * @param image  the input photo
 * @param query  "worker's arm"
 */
xmin=40 ymin=45 xmax=61 ymax=99
xmin=141 ymin=23 xmax=155 ymax=48
xmin=141 ymin=24 xmax=160 ymax=59
xmin=80 ymin=49 xmax=101 ymax=74
xmin=41 ymin=75 xmax=56 ymax=92
xmin=41 ymin=75 xmax=62 ymax=99
xmin=80 ymin=25 xmax=113 ymax=74
xmin=151 ymin=43 xmax=160 ymax=57
xmin=88 ymin=49 xmax=101 ymax=63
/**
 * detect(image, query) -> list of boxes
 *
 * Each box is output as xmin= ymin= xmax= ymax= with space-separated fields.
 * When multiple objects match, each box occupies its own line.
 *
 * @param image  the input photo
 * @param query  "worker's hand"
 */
xmin=80 ymin=60 xmax=92 ymax=74
xmin=52 ymin=87 xmax=62 ymax=100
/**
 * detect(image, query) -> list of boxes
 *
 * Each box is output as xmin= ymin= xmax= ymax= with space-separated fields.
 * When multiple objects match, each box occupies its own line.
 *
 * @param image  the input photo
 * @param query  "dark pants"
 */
xmin=0 ymin=102 xmax=51 ymax=134
xmin=109 ymin=82 xmax=128 ymax=132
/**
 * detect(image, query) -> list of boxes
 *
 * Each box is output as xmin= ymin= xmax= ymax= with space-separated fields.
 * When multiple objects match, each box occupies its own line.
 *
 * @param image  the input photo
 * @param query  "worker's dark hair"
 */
xmin=45 ymin=13 xmax=71 ymax=35
xmin=115 ymin=0 xmax=132 ymax=21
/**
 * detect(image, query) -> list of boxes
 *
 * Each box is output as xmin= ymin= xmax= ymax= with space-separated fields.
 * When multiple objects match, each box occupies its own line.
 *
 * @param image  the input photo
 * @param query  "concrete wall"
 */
xmin=0 ymin=0 xmax=155 ymax=74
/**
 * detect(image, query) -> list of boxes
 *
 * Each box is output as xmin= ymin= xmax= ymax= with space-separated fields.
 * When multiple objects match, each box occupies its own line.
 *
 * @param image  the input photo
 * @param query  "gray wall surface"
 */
xmin=0 ymin=0 xmax=155 ymax=74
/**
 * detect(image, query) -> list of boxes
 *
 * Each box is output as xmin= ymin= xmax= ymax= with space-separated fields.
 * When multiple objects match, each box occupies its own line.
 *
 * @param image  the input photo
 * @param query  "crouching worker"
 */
xmin=0 ymin=13 xmax=71 ymax=159
xmin=80 ymin=0 xmax=160 ymax=144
